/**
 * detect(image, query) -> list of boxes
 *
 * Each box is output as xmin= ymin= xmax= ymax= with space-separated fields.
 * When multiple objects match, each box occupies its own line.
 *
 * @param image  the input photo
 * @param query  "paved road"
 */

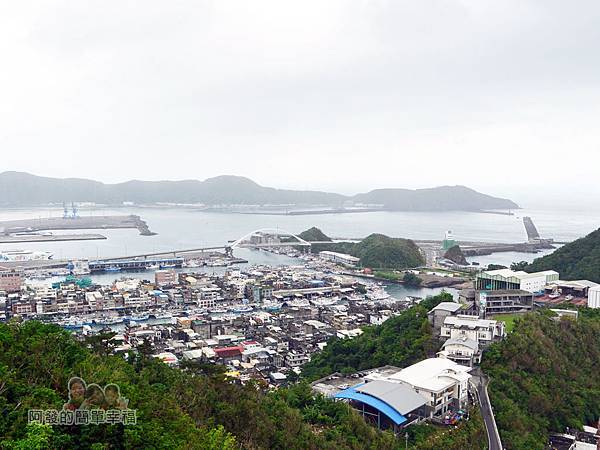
xmin=471 ymin=368 xmax=503 ymax=450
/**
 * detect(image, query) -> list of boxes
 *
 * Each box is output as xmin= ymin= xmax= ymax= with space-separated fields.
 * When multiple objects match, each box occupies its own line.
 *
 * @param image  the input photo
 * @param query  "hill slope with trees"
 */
xmin=298 ymin=226 xmax=332 ymax=242
xmin=526 ymin=227 xmax=600 ymax=282
xmin=481 ymin=309 xmax=600 ymax=449
xmin=0 ymin=321 xmax=401 ymax=449
xmin=302 ymin=228 xmax=425 ymax=269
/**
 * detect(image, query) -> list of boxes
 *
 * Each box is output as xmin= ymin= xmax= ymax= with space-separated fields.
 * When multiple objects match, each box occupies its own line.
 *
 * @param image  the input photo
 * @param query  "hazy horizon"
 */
xmin=2 ymin=1 xmax=600 ymax=203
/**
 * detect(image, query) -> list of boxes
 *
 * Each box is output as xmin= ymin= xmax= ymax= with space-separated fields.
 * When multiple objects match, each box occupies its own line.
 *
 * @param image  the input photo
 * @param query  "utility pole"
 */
xmin=405 ymin=432 xmax=409 ymax=450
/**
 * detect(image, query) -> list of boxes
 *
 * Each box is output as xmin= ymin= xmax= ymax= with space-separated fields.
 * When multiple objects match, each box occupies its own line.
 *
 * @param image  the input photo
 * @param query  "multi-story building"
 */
xmin=155 ymin=269 xmax=178 ymax=287
xmin=475 ymin=269 xmax=558 ymax=293
xmin=438 ymin=336 xmax=480 ymax=366
xmin=0 ymin=269 xmax=23 ymax=293
xmin=478 ymin=289 xmax=534 ymax=315
xmin=427 ymin=302 xmax=464 ymax=330
xmin=440 ymin=314 xmax=505 ymax=345
xmin=285 ymin=351 xmax=310 ymax=367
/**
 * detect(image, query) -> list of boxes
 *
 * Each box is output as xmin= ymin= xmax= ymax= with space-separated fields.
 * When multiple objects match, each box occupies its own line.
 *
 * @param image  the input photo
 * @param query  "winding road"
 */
xmin=471 ymin=368 xmax=503 ymax=450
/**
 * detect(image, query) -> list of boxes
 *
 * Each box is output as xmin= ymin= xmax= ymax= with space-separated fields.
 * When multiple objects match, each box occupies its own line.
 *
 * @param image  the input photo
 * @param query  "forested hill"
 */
xmin=526 ymin=227 xmax=600 ymax=282
xmin=0 ymin=321 xmax=399 ymax=449
xmin=305 ymin=228 xmax=425 ymax=269
xmin=0 ymin=171 xmax=518 ymax=211
xmin=481 ymin=309 xmax=600 ymax=449
xmin=298 ymin=226 xmax=332 ymax=242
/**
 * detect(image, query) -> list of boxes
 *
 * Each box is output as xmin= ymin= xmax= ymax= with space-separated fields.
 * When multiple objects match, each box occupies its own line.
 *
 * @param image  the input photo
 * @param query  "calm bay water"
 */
xmin=1 ymin=205 xmax=599 ymax=284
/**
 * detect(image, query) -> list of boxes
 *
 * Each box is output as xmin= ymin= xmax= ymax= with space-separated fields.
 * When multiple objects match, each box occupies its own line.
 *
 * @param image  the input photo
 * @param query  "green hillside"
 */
xmin=481 ymin=309 xmax=600 ymax=449
xmin=298 ymin=226 xmax=332 ymax=242
xmin=0 ymin=321 xmax=401 ymax=449
xmin=351 ymin=234 xmax=424 ymax=269
xmin=303 ymin=228 xmax=424 ymax=269
xmin=526 ymin=227 xmax=600 ymax=282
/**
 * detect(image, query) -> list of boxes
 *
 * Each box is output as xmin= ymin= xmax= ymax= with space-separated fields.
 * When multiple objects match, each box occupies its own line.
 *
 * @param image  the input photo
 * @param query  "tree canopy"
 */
xmin=481 ymin=309 xmax=600 ymax=449
xmin=309 ymin=231 xmax=425 ymax=269
xmin=0 ymin=321 xmax=399 ymax=449
xmin=526 ymin=227 xmax=600 ymax=282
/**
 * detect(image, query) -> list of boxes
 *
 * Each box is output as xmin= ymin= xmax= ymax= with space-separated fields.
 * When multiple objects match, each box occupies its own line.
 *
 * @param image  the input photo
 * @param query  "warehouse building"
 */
xmin=475 ymin=269 xmax=558 ymax=293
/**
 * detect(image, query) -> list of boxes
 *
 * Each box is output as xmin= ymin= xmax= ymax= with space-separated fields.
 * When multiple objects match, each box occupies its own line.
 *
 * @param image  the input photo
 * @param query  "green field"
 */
xmin=490 ymin=313 xmax=523 ymax=333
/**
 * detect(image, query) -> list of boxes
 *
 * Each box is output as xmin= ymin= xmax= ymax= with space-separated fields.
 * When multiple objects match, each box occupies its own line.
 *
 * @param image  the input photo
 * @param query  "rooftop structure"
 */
xmin=438 ymin=336 xmax=480 ymax=366
xmin=441 ymin=314 xmax=505 ymax=345
xmin=319 ymin=251 xmax=360 ymax=266
xmin=476 ymin=269 xmax=559 ymax=293
xmin=427 ymin=301 xmax=463 ymax=330
xmin=383 ymin=358 xmax=471 ymax=393
xmin=333 ymin=380 xmax=428 ymax=429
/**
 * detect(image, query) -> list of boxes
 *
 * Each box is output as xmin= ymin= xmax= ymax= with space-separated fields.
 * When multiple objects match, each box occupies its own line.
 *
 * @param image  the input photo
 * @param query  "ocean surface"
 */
xmin=1 ymin=205 xmax=599 ymax=296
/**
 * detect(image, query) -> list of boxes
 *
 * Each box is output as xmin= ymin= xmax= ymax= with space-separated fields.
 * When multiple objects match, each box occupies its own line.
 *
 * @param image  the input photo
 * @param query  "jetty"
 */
xmin=0 ymin=233 xmax=106 ymax=244
xmin=0 ymin=215 xmax=155 ymax=237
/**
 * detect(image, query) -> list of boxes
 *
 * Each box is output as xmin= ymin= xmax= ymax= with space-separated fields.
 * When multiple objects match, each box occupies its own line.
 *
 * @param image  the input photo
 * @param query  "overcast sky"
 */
xmin=1 ymin=1 xmax=599 ymax=204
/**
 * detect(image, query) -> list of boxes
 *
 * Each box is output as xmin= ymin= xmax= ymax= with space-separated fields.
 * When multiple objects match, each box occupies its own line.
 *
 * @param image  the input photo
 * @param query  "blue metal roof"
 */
xmin=333 ymin=385 xmax=408 ymax=426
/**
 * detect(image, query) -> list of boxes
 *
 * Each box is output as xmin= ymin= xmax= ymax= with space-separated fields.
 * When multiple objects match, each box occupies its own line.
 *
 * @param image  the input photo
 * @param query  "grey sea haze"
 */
xmin=0 ymin=206 xmax=598 ymax=266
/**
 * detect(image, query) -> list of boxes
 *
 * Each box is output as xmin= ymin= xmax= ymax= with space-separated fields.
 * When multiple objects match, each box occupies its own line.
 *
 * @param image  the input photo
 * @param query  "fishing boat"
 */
xmin=0 ymin=249 xmax=53 ymax=262
xmin=310 ymin=297 xmax=339 ymax=307
xmin=93 ymin=316 xmax=124 ymax=326
xmin=105 ymin=266 xmax=121 ymax=273
xmin=150 ymin=311 xmax=174 ymax=320
xmin=60 ymin=318 xmax=85 ymax=329
xmin=262 ymin=301 xmax=282 ymax=312
xmin=131 ymin=313 xmax=149 ymax=321
xmin=231 ymin=305 xmax=254 ymax=313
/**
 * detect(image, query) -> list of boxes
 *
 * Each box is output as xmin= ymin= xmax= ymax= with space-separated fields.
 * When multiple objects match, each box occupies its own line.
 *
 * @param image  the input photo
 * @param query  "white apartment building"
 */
xmin=441 ymin=315 xmax=505 ymax=345
xmin=438 ymin=336 xmax=480 ymax=366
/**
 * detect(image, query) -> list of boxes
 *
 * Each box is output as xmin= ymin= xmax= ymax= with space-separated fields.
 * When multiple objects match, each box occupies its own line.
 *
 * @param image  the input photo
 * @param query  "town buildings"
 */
xmin=0 ymin=269 xmax=23 ymax=293
xmin=313 ymin=358 xmax=472 ymax=432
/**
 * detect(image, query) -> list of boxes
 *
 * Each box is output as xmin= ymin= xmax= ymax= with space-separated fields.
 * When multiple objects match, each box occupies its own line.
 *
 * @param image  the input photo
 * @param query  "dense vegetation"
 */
xmin=372 ymin=271 xmax=422 ymax=286
xmin=408 ymin=407 xmax=487 ymax=450
xmin=309 ymin=229 xmax=425 ymax=269
xmin=351 ymin=234 xmax=424 ymax=269
xmin=403 ymin=272 xmax=423 ymax=286
xmin=0 ymin=321 xmax=403 ymax=449
xmin=482 ymin=309 xmax=600 ymax=449
xmin=526 ymin=227 xmax=600 ymax=282
xmin=301 ymin=293 xmax=451 ymax=381
xmin=298 ymin=226 xmax=332 ymax=242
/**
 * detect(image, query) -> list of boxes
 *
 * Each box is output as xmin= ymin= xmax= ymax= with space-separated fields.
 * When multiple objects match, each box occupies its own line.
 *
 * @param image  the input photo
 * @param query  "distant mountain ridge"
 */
xmin=0 ymin=171 xmax=519 ymax=211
